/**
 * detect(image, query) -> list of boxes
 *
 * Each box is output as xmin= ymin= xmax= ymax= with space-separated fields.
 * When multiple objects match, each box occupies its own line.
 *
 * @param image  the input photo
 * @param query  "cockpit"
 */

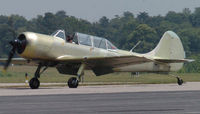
xmin=51 ymin=30 xmax=117 ymax=50
xmin=74 ymin=32 xmax=117 ymax=50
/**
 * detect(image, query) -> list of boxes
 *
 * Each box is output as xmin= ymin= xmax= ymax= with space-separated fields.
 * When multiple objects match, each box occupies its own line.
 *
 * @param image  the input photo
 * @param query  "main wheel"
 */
xmin=68 ymin=77 xmax=79 ymax=88
xmin=177 ymin=77 xmax=183 ymax=85
xmin=29 ymin=78 xmax=40 ymax=89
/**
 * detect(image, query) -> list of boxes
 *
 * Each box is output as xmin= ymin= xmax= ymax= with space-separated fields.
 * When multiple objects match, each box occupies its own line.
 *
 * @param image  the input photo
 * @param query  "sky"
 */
xmin=0 ymin=0 xmax=199 ymax=22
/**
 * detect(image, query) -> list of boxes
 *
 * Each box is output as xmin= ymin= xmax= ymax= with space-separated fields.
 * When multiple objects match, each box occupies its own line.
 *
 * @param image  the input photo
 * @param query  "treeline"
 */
xmin=0 ymin=8 xmax=200 ymax=72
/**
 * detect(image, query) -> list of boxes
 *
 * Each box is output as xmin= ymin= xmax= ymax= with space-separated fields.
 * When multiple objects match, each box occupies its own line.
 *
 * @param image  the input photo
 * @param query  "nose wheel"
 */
xmin=68 ymin=77 xmax=79 ymax=88
xmin=29 ymin=63 xmax=48 ymax=89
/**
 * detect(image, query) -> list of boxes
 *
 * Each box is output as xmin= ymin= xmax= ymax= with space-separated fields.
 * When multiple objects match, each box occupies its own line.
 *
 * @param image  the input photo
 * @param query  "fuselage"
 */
xmin=18 ymin=32 xmax=183 ymax=73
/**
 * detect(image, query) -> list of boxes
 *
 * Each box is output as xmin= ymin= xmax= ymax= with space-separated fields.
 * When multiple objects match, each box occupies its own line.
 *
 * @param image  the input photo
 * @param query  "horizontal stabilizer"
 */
xmin=155 ymin=59 xmax=194 ymax=63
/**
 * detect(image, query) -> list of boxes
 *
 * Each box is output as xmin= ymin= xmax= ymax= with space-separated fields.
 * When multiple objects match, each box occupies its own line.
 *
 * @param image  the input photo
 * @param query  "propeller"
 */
xmin=3 ymin=17 xmax=27 ymax=71
xmin=3 ymin=37 xmax=27 ymax=71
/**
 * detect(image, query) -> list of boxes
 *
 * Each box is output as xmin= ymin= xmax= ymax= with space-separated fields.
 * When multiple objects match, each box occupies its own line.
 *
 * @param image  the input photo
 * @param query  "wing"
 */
xmin=56 ymin=55 xmax=194 ymax=76
xmin=56 ymin=55 xmax=154 ymax=76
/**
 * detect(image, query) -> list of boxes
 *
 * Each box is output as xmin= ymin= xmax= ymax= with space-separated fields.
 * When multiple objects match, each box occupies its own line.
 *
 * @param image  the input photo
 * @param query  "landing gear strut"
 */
xmin=68 ymin=63 xmax=85 ymax=88
xmin=29 ymin=63 xmax=48 ymax=89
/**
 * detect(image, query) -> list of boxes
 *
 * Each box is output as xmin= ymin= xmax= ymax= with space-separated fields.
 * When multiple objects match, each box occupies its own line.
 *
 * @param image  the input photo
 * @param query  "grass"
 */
xmin=0 ymin=66 xmax=200 ymax=84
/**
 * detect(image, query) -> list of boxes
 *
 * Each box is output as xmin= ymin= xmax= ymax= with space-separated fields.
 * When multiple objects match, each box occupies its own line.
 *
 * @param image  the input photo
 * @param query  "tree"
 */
xmin=0 ymin=24 xmax=15 ymax=57
xmin=190 ymin=7 xmax=200 ymax=27
xmin=55 ymin=10 xmax=67 ymax=18
xmin=124 ymin=24 xmax=158 ymax=53
xmin=137 ymin=12 xmax=149 ymax=23
xmin=165 ymin=11 xmax=185 ymax=24
xmin=99 ymin=16 xmax=109 ymax=27
xmin=123 ymin=11 xmax=134 ymax=21
xmin=182 ymin=8 xmax=191 ymax=17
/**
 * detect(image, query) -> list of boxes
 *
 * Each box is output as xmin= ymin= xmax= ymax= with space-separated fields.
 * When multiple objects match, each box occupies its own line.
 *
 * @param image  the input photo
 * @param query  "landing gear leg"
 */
xmin=29 ymin=63 xmax=48 ymax=89
xmin=68 ymin=63 xmax=85 ymax=88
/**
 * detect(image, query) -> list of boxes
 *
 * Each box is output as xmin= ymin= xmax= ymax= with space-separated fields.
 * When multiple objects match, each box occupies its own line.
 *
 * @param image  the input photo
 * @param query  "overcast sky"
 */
xmin=0 ymin=0 xmax=199 ymax=22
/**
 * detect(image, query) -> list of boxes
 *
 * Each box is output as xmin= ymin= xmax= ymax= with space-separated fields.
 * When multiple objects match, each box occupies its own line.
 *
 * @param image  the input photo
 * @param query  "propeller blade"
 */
xmin=4 ymin=41 xmax=17 ymax=71
xmin=3 ymin=17 xmax=19 ymax=71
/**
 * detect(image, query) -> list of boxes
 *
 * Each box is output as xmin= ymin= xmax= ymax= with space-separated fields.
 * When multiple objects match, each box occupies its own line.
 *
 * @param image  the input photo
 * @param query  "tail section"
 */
xmin=146 ymin=31 xmax=186 ymax=71
xmin=152 ymin=31 xmax=185 ymax=59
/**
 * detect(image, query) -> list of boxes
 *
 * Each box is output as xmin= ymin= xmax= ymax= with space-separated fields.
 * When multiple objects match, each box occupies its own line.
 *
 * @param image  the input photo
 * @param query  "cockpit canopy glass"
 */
xmin=51 ymin=30 xmax=66 ymax=39
xmin=76 ymin=33 xmax=92 ymax=46
xmin=93 ymin=37 xmax=107 ymax=49
xmin=107 ymin=40 xmax=117 ymax=49
xmin=74 ymin=32 xmax=117 ymax=50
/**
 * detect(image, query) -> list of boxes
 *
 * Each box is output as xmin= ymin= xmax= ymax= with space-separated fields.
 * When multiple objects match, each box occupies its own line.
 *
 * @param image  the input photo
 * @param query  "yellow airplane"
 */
xmin=0 ymin=30 xmax=193 ymax=89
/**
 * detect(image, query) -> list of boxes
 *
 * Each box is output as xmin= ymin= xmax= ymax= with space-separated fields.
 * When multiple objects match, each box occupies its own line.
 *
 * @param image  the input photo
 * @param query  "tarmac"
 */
xmin=0 ymin=82 xmax=200 ymax=96
xmin=1 ymin=82 xmax=200 ymax=114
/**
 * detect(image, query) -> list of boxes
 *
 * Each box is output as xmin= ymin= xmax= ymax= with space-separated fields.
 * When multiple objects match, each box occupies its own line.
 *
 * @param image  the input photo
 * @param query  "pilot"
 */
xmin=66 ymin=35 xmax=73 ymax=43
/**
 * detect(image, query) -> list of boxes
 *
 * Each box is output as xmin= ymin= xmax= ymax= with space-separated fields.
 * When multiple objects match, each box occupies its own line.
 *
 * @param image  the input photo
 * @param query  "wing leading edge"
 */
xmin=56 ymin=55 xmax=153 ymax=67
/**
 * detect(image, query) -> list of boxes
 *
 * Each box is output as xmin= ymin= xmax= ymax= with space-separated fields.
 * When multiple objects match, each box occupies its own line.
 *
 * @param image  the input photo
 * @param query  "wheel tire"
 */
xmin=29 ymin=78 xmax=40 ymax=89
xmin=177 ymin=78 xmax=183 ymax=85
xmin=68 ymin=77 xmax=79 ymax=88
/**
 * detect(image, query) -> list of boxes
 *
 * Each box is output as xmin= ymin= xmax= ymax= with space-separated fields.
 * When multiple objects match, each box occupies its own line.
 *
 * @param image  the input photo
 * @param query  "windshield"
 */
xmin=51 ymin=30 xmax=66 ymax=39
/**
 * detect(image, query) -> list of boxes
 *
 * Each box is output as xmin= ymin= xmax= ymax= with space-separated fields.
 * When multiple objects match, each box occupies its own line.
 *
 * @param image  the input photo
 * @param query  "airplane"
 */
xmin=0 ymin=29 xmax=194 ymax=89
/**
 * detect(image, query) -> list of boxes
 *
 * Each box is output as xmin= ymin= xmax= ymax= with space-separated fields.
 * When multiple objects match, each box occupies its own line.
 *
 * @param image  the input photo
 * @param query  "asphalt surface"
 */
xmin=0 ymin=91 xmax=200 ymax=114
xmin=1 ymin=82 xmax=200 ymax=96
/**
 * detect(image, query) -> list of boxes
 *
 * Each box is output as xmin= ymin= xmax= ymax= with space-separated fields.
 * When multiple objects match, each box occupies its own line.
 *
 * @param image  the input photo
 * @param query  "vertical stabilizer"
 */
xmin=146 ymin=31 xmax=185 ymax=71
xmin=150 ymin=31 xmax=185 ymax=60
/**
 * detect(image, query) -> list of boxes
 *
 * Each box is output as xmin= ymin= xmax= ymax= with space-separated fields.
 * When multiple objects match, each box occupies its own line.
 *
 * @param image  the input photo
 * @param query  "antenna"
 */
xmin=130 ymin=41 xmax=141 ymax=52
